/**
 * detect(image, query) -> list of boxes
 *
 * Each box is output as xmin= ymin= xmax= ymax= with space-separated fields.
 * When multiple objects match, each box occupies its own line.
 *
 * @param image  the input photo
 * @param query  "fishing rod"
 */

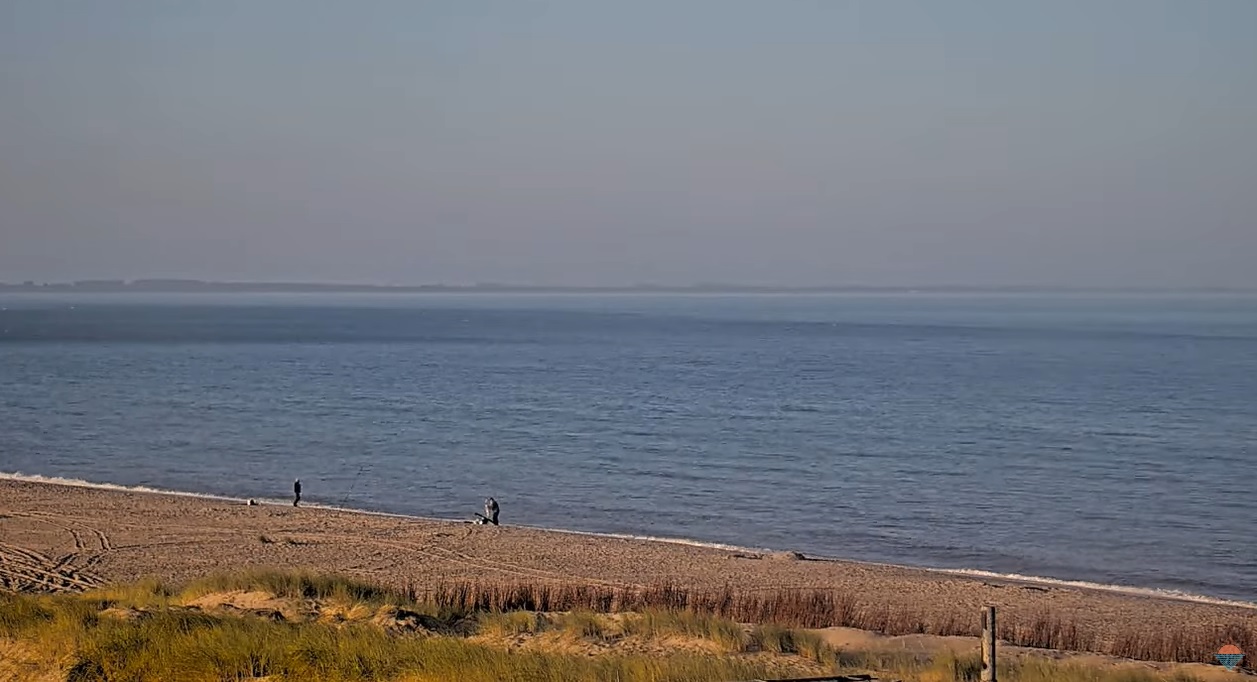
xmin=340 ymin=461 xmax=370 ymax=508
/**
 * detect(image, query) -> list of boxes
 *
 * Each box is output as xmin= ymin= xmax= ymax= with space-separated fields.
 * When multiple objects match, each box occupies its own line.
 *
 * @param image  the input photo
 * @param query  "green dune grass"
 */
xmin=0 ymin=571 xmax=1223 ymax=682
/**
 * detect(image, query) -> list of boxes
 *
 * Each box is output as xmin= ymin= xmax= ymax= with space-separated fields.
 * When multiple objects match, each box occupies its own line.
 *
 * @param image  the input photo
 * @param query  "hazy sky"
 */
xmin=2 ymin=1 xmax=1255 ymax=287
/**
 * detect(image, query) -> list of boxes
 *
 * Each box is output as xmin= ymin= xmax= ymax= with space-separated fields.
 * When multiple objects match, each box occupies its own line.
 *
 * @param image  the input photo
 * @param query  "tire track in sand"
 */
xmin=0 ymin=512 xmax=109 ymax=593
xmin=0 ymin=541 xmax=103 ymax=593
xmin=2 ymin=511 xmax=634 ymax=592
xmin=280 ymin=530 xmax=638 ymax=589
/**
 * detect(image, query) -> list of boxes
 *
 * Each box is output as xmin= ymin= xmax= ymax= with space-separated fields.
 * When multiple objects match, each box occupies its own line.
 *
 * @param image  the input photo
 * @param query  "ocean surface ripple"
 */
xmin=2 ymin=292 xmax=1254 ymax=601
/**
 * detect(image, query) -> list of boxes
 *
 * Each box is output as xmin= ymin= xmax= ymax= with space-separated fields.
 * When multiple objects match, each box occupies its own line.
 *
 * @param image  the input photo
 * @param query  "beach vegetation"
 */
xmin=418 ymin=578 xmax=1257 ymax=665
xmin=476 ymin=609 xmax=541 ymax=637
xmin=179 ymin=568 xmax=401 ymax=604
xmin=553 ymin=609 xmax=609 ymax=641
xmin=620 ymin=608 xmax=748 ymax=652
xmin=0 ymin=576 xmax=827 ymax=682
xmin=0 ymin=570 xmax=1243 ymax=681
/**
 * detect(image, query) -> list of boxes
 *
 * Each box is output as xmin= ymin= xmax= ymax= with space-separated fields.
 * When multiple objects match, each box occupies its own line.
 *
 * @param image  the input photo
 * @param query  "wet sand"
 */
xmin=1 ymin=478 xmax=1253 ymax=639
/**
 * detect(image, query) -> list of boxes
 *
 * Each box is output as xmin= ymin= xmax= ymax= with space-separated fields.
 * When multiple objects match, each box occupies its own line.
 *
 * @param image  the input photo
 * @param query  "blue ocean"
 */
xmin=1 ymin=293 xmax=1254 ymax=601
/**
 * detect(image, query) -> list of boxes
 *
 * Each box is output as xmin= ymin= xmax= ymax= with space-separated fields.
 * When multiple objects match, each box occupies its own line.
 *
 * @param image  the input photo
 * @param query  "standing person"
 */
xmin=484 ymin=497 xmax=499 ymax=525
xmin=293 ymin=479 xmax=302 ymax=507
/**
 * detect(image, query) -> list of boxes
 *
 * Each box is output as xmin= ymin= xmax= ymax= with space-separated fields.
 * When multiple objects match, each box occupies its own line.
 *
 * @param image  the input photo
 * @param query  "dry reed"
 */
xmin=406 ymin=578 xmax=1256 ymax=664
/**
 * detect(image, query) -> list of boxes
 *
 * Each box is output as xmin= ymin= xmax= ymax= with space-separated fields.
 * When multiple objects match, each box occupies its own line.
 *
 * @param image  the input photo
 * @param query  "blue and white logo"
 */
xmin=1216 ymin=644 xmax=1244 ymax=672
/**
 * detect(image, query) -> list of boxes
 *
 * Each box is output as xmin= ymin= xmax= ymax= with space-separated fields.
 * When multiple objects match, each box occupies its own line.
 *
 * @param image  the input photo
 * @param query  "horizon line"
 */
xmin=2 ymin=278 xmax=1256 ymax=294
xmin=3 ymin=278 xmax=1257 ymax=295
xmin=2 ymin=278 xmax=1257 ymax=295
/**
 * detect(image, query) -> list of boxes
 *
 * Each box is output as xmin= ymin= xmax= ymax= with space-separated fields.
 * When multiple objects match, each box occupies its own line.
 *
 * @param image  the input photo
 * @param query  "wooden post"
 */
xmin=981 ymin=605 xmax=996 ymax=682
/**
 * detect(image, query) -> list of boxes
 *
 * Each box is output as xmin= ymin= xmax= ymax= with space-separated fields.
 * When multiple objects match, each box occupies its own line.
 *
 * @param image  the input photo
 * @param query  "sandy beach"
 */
xmin=1 ymin=477 xmax=1253 ymax=642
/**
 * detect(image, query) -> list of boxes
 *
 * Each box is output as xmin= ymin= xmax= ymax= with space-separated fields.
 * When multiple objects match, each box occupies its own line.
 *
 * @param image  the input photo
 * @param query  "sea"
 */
xmin=1 ymin=292 xmax=1254 ymax=603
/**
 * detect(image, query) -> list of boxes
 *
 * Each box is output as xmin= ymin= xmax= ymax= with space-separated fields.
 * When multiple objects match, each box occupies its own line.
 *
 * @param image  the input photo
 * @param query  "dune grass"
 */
xmin=0 ymin=577 xmax=823 ymax=682
xmin=867 ymin=651 xmax=1206 ymax=682
xmin=180 ymin=569 xmax=401 ymax=604
xmin=0 ymin=570 xmax=1239 ymax=682
xmin=476 ymin=610 xmax=541 ymax=638
xmin=621 ymin=608 xmax=749 ymax=653
xmin=51 ymin=614 xmax=788 ymax=682
xmin=419 ymin=579 xmax=1257 ymax=664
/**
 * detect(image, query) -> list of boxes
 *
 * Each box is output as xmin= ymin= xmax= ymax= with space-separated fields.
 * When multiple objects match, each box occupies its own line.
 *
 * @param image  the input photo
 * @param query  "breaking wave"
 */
xmin=0 ymin=471 xmax=246 ymax=502
xmin=934 ymin=568 xmax=1257 ymax=610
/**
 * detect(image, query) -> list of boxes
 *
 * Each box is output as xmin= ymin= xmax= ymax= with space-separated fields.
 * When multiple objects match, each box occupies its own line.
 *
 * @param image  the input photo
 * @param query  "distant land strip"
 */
xmin=1 ymin=279 xmax=1253 ymax=294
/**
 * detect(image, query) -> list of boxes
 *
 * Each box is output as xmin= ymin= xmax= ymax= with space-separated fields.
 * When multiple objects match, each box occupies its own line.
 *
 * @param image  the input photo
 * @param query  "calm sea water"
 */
xmin=1 ymin=293 xmax=1254 ymax=601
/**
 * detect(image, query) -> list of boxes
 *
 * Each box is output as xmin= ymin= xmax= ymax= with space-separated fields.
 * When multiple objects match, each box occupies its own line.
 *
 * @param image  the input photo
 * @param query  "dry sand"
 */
xmin=1 ymin=478 xmax=1253 ymax=641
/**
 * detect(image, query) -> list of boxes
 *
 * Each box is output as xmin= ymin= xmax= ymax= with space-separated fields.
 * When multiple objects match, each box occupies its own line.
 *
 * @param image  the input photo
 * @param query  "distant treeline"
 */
xmin=1 ymin=279 xmax=1249 ymax=294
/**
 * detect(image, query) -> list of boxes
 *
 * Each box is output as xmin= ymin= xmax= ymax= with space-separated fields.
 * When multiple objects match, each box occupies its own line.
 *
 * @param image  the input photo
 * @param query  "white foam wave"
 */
xmin=3 ymin=471 xmax=1253 ymax=609
xmin=935 ymin=568 xmax=1257 ymax=610
xmin=529 ymin=526 xmax=767 ymax=554
xmin=0 ymin=472 xmax=466 ymax=522
xmin=0 ymin=472 xmax=247 ymax=502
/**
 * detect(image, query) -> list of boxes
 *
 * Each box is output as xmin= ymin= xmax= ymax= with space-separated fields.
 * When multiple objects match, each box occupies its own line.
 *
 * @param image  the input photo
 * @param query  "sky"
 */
xmin=1 ymin=1 xmax=1255 ymax=288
